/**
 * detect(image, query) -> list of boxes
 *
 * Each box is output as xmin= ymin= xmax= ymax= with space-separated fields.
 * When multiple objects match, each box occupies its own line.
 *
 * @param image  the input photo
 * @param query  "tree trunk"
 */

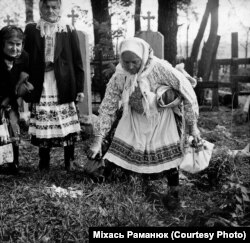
xmin=158 ymin=0 xmax=178 ymax=65
xmin=211 ymin=35 xmax=220 ymax=108
xmin=91 ymin=0 xmax=114 ymax=100
xmin=91 ymin=0 xmax=113 ymax=52
xmin=210 ymin=35 xmax=220 ymax=77
xmin=198 ymin=0 xmax=219 ymax=81
xmin=24 ymin=0 xmax=34 ymax=23
xmin=134 ymin=0 xmax=142 ymax=34
xmin=185 ymin=0 xmax=212 ymax=76
xmin=185 ymin=0 xmax=219 ymax=105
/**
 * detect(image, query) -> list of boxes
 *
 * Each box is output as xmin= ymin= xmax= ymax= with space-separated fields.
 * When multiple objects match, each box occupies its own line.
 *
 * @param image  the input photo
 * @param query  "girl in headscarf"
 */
xmin=24 ymin=0 xmax=84 ymax=172
xmin=0 ymin=25 xmax=29 ymax=174
xmin=87 ymin=37 xmax=201 ymax=210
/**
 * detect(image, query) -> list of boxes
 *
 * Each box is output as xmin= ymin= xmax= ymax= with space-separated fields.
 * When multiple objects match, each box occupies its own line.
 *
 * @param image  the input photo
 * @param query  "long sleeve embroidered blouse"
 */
xmin=94 ymin=57 xmax=199 ymax=138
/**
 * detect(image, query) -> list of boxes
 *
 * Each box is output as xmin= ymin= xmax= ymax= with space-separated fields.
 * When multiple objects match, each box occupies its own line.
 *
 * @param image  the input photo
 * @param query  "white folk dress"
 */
xmin=94 ymin=57 xmax=199 ymax=174
xmin=28 ymin=20 xmax=81 ymax=148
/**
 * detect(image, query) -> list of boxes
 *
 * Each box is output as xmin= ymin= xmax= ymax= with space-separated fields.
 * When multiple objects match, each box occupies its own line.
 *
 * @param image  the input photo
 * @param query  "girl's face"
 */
xmin=40 ymin=0 xmax=61 ymax=23
xmin=3 ymin=36 xmax=23 ymax=58
xmin=121 ymin=51 xmax=142 ymax=75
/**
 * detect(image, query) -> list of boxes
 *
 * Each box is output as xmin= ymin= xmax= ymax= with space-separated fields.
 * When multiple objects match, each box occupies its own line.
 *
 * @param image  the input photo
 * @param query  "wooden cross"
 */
xmin=3 ymin=15 xmax=14 ymax=26
xmin=67 ymin=9 xmax=79 ymax=26
xmin=142 ymin=11 xmax=155 ymax=31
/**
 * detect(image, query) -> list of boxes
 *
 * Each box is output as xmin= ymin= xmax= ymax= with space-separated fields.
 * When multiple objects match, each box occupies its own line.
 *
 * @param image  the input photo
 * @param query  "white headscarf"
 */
xmin=117 ymin=37 xmax=155 ymax=117
xmin=39 ymin=0 xmax=63 ymax=21
xmin=37 ymin=0 xmax=68 ymax=62
xmin=119 ymin=37 xmax=149 ymax=66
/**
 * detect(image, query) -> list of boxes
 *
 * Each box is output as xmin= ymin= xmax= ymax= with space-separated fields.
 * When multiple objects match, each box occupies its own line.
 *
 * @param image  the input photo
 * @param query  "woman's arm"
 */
xmin=158 ymin=61 xmax=200 ymax=141
xmin=94 ymin=74 xmax=123 ymax=138
xmin=87 ymin=73 xmax=123 ymax=159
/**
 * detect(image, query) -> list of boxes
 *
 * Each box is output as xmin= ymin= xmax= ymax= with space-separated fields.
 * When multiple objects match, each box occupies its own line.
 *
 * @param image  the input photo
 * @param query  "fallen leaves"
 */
xmin=44 ymin=185 xmax=84 ymax=198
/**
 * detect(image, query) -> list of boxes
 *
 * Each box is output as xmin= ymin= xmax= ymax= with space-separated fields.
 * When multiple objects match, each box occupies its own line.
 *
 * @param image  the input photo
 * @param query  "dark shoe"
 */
xmin=39 ymin=161 xmax=50 ymax=172
xmin=65 ymin=162 xmax=71 ymax=172
xmin=39 ymin=164 xmax=50 ymax=172
xmin=162 ymin=189 xmax=180 ymax=211
xmin=8 ymin=162 xmax=19 ymax=175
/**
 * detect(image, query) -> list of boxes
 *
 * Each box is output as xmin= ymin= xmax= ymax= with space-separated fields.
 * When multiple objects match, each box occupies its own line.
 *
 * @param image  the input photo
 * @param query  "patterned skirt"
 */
xmin=103 ymin=108 xmax=183 ymax=174
xmin=29 ymin=71 xmax=81 ymax=148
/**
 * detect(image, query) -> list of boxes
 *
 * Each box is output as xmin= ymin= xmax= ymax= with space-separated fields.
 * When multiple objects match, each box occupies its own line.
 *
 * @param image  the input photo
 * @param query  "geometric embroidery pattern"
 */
xmin=108 ymin=137 xmax=182 ymax=167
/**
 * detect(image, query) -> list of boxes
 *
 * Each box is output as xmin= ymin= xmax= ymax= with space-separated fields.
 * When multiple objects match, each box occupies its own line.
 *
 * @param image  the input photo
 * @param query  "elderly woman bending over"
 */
xmin=87 ymin=37 xmax=200 ymax=211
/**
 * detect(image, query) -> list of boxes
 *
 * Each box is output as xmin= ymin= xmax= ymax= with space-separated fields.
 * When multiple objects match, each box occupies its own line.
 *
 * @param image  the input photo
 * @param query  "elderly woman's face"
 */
xmin=40 ymin=0 xmax=61 ymax=23
xmin=121 ymin=51 xmax=142 ymax=75
xmin=3 ymin=36 xmax=23 ymax=58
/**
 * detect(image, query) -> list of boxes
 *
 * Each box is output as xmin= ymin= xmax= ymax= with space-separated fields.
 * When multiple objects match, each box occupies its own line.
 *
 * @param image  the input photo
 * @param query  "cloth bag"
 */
xmin=0 ymin=143 xmax=14 ymax=165
xmin=156 ymin=86 xmax=181 ymax=108
xmin=180 ymin=138 xmax=214 ymax=173
xmin=0 ymin=120 xmax=14 ymax=165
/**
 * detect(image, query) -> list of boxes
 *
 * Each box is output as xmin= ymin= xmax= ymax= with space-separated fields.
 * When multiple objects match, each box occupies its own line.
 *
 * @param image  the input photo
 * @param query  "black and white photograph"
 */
xmin=0 ymin=0 xmax=250 ymax=242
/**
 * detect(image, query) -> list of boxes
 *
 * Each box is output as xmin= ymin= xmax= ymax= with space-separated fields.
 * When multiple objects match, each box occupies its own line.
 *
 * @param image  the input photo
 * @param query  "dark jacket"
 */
xmin=0 ymin=51 xmax=29 ymax=110
xmin=24 ymin=23 xmax=84 ymax=104
xmin=0 ymin=51 xmax=28 ymax=125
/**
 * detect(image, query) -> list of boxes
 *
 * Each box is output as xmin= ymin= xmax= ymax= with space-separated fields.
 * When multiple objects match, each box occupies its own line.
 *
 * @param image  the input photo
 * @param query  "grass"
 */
xmin=0 ymin=106 xmax=250 ymax=242
xmin=0 ymin=167 xmax=178 ymax=242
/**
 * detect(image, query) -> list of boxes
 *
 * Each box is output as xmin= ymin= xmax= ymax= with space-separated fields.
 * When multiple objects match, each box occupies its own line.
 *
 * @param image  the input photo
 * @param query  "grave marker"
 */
xmin=135 ymin=11 xmax=164 ymax=59
xmin=3 ymin=15 xmax=14 ymax=25
xmin=76 ymin=31 xmax=92 ymax=122
xmin=67 ymin=9 xmax=79 ymax=27
xmin=142 ymin=11 xmax=155 ymax=31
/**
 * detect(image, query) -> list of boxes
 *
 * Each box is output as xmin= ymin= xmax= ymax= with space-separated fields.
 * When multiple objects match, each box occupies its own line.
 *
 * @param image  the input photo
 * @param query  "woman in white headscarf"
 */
xmin=87 ymin=37 xmax=200 ymax=210
xmin=24 ymin=0 xmax=84 ymax=172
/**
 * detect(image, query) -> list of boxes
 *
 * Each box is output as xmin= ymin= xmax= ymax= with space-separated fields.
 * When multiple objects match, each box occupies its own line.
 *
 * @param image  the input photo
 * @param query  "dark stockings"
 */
xmin=39 ymin=147 xmax=51 ymax=171
xmin=64 ymin=144 xmax=75 ymax=171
